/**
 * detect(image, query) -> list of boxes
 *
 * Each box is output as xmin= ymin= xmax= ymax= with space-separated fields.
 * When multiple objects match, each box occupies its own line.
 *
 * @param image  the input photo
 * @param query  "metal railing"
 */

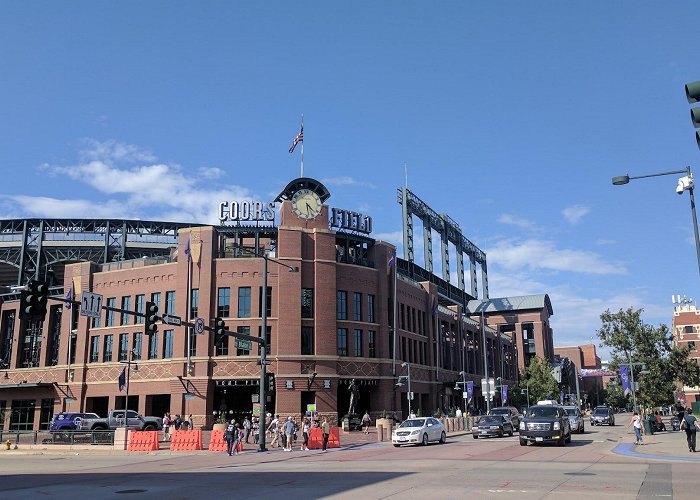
xmin=0 ymin=430 xmax=115 ymax=446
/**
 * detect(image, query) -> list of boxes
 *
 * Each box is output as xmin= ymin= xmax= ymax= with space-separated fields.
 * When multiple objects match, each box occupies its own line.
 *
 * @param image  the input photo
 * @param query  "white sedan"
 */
xmin=392 ymin=417 xmax=447 ymax=447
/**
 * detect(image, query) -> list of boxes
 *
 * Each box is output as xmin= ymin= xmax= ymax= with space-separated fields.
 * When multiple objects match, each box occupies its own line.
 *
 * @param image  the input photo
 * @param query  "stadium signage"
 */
xmin=218 ymin=201 xmax=275 ymax=223
xmin=330 ymin=208 xmax=372 ymax=234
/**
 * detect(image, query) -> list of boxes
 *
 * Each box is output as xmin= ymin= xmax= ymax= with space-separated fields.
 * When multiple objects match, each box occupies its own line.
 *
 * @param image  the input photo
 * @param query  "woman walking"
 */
xmin=630 ymin=411 xmax=644 ymax=445
xmin=681 ymin=407 xmax=700 ymax=452
xmin=301 ymin=417 xmax=310 ymax=450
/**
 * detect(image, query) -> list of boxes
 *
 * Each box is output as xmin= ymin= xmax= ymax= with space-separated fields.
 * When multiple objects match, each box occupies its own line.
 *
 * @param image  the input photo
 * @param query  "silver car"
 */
xmin=563 ymin=406 xmax=585 ymax=433
xmin=392 ymin=417 xmax=447 ymax=447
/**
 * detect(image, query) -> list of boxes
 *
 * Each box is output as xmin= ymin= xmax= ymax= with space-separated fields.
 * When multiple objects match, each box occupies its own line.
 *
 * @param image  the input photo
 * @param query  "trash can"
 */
xmin=643 ymin=419 xmax=652 ymax=435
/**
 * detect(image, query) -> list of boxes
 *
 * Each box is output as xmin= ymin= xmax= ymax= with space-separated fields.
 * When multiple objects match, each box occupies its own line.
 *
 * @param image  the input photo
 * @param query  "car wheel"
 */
xmin=393 ymin=444 xmax=400 ymax=447
xmin=422 ymin=433 xmax=428 ymax=446
xmin=519 ymin=438 xmax=528 ymax=446
xmin=473 ymin=435 xmax=479 ymax=439
xmin=508 ymin=429 xmax=514 ymax=437
xmin=591 ymin=422 xmax=595 ymax=426
xmin=439 ymin=431 xmax=446 ymax=444
xmin=143 ymin=424 xmax=155 ymax=431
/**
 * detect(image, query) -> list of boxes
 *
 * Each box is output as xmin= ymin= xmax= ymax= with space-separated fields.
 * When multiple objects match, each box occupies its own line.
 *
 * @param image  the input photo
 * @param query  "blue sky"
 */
xmin=1 ymin=2 xmax=699 ymax=357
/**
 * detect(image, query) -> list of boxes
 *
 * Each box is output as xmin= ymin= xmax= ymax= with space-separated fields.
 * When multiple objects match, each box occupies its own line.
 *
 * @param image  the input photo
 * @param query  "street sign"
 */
xmin=80 ymin=292 xmax=103 ymax=319
xmin=161 ymin=314 xmax=181 ymax=326
xmin=236 ymin=339 xmax=253 ymax=350
xmin=462 ymin=391 xmax=468 ymax=400
xmin=256 ymin=359 xmax=272 ymax=365
xmin=408 ymin=391 xmax=414 ymax=401
xmin=194 ymin=317 xmax=205 ymax=334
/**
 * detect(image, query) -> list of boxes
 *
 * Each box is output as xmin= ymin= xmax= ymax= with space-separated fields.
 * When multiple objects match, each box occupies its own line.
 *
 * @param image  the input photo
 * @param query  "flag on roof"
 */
xmin=289 ymin=124 xmax=303 ymax=153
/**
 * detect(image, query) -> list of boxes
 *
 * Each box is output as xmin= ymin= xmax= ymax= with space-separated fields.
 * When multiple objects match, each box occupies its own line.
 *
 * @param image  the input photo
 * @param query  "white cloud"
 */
xmin=321 ymin=176 xmax=376 ymax=189
xmin=197 ymin=167 xmax=225 ymax=180
xmin=373 ymin=230 xmax=403 ymax=246
xmin=497 ymin=214 xmax=539 ymax=232
xmin=78 ymin=138 xmax=156 ymax=163
xmin=562 ymin=204 xmax=590 ymax=225
xmin=487 ymin=238 xmax=626 ymax=275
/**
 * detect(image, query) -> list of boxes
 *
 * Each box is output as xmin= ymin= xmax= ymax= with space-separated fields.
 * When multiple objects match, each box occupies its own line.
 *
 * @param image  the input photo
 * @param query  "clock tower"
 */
xmin=275 ymin=177 xmax=331 ymax=230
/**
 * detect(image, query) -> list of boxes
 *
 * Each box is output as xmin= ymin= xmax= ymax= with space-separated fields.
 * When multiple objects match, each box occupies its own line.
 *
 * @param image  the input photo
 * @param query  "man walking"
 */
xmin=243 ymin=416 xmax=252 ymax=444
xmin=681 ymin=407 xmax=700 ymax=452
xmin=321 ymin=416 xmax=330 ymax=452
xmin=283 ymin=416 xmax=296 ymax=452
xmin=268 ymin=414 xmax=280 ymax=448
xmin=225 ymin=419 xmax=237 ymax=456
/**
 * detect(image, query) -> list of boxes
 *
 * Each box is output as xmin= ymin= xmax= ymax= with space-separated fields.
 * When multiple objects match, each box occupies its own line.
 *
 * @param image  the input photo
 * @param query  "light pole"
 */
xmin=521 ymin=383 xmax=530 ymax=408
xmin=612 ymin=166 xmax=700 ymax=278
xmin=619 ymin=355 xmax=649 ymax=412
xmin=454 ymin=370 xmax=468 ymax=413
xmin=400 ymin=362 xmax=412 ymax=417
xmin=478 ymin=306 xmax=492 ymax=413
xmin=230 ymin=244 xmax=299 ymax=452
xmin=119 ymin=349 xmax=138 ymax=428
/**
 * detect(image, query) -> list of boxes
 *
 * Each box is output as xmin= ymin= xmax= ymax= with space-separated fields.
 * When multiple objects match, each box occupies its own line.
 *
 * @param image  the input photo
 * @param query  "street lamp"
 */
xmin=612 ymin=166 xmax=700 ymax=278
xmin=230 ymin=243 xmax=299 ymax=452
xmin=119 ymin=349 xmax=138 ymax=428
xmin=454 ymin=370 xmax=469 ymax=414
xmin=399 ymin=362 xmax=412 ymax=417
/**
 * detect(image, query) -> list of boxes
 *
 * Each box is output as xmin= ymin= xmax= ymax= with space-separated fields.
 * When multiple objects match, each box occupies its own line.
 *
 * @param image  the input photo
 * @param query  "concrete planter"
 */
xmin=212 ymin=423 xmax=227 ymax=431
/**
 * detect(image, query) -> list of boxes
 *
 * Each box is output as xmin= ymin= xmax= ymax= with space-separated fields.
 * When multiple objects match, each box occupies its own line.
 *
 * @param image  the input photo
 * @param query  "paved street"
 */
xmin=2 ymin=417 xmax=698 ymax=499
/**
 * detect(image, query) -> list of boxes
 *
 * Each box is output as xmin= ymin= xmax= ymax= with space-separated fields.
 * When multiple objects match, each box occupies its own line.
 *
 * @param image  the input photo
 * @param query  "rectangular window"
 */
xmin=9 ymin=399 xmax=36 ymax=431
xmin=236 ymin=326 xmax=251 ymax=355
xmin=337 ymin=328 xmax=348 ymax=356
xmin=0 ymin=401 xmax=5 ymax=429
xmin=216 ymin=332 xmax=229 ymax=356
xmin=93 ymin=314 xmax=101 ymax=328
xmin=367 ymin=295 xmax=375 ymax=323
xmin=368 ymin=331 xmax=376 ymax=358
xmin=133 ymin=332 xmax=142 ymax=360
xmin=151 ymin=292 xmax=161 ymax=316
xmin=106 ymin=298 xmax=116 ymax=327
xmin=337 ymin=291 xmax=347 ymax=320
xmin=689 ymin=340 xmax=697 ymax=351
xmin=165 ymin=291 xmax=176 ymax=315
xmin=120 ymin=296 xmax=132 ymax=325
xmin=118 ymin=333 xmax=129 ymax=361
xmin=89 ymin=336 xmax=100 ymax=363
xmin=301 ymin=288 xmax=314 ymax=318
xmin=163 ymin=330 xmax=174 ymax=358
xmin=684 ymin=325 xmax=694 ymax=334
xmin=238 ymin=287 xmax=251 ymax=318
xmin=353 ymin=292 xmax=362 ymax=321
xmin=257 ymin=325 xmax=272 ymax=355
xmin=302 ymin=326 xmax=314 ymax=355
xmin=103 ymin=334 xmax=113 ymax=362
xmin=148 ymin=332 xmax=159 ymax=360
xmin=135 ymin=294 xmax=145 ymax=324
xmin=217 ymin=288 xmax=230 ymax=317
xmin=400 ymin=303 xmax=405 ymax=330
xmin=190 ymin=289 xmax=199 ymax=319
xmin=257 ymin=286 xmax=272 ymax=318
xmin=354 ymin=329 xmax=362 ymax=356
xmin=40 ymin=398 xmax=55 ymax=430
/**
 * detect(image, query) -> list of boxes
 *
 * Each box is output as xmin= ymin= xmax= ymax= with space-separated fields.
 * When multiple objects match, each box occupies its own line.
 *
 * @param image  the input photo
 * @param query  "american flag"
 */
xmin=289 ymin=124 xmax=303 ymax=153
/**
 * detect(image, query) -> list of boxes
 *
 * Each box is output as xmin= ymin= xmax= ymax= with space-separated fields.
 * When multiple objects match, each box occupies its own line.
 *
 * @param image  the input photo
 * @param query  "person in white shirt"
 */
xmin=630 ymin=411 xmax=644 ymax=445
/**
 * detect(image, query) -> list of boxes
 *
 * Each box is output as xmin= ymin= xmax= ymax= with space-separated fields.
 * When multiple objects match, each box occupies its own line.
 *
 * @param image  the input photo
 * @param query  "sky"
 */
xmin=1 ymin=1 xmax=699 ymax=359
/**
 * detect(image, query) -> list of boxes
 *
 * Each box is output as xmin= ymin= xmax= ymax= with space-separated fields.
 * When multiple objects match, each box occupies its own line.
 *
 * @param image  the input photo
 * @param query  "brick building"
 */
xmin=671 ymin=298 xmax=700 ymax=405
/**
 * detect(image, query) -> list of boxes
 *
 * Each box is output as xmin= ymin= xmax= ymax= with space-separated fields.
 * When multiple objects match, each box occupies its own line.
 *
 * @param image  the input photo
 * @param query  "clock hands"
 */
xmin=305 ymin=202 xmax=313 ymax=215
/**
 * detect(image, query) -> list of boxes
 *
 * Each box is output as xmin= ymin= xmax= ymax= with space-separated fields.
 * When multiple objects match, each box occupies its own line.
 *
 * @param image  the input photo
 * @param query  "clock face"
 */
xmin=291 ymin=188 xmax=323 ymax=220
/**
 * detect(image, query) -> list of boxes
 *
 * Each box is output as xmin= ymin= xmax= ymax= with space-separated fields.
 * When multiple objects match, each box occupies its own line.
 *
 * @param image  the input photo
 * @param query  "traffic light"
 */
xmin=214 ymin=316 xmax=227 ymax=346
xmin=19 ymin=280 xmax=49 ymax=320
xmin=145 ymin=301 xmax=158 ymax=335
xmin=685 ymin=80 xmax=700 ymax=149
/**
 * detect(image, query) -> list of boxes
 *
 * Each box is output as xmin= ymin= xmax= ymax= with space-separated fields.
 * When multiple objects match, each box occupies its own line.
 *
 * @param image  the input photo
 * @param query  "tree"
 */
xmin=601 ymin=379 xmax=628 ymax=410
xmin=597 ymin=307 xmax=700 ymax=409
xmin=520 ymin=355 xmax=559 ymax=403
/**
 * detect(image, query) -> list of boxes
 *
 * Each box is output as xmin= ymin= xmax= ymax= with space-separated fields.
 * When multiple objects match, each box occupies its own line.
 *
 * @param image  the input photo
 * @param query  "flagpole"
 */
xmin=300 ymin=114 xmax=304 ymax=178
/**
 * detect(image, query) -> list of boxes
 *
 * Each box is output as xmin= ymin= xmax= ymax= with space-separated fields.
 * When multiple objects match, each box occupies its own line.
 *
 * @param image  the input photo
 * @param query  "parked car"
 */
xmin=489 ymin=406 xmax=521 ymax=430
xmin=49 ymin=412 xmax=100 ymax=433
xmin=391 ymin=417 xmax=447 ymax=447
xmin=79 ymin=410 xmax=162 ymax=431
xmin=519 ymin=404 xmax=572 ymax=446
xmin=563 ymin=406 xmax=585 ymax=433
xmin=472 ymin=415 xmax=514 ymax=439
xmin=590 ymin=406 xmax=615 ymax=426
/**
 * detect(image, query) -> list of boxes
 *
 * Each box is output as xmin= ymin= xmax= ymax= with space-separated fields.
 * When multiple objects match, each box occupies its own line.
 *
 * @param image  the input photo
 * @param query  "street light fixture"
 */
xmin=612 ymin=166 xmax=700 ymax=278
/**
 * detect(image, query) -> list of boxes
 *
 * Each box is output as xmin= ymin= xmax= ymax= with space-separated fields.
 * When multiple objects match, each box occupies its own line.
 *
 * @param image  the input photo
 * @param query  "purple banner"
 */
xmin=501 ymin=384 xmax=508 ymax=404
xmin=619 ymin=365 xmax=631 ymax=396
xmin=466 ymin=381 xmax=474 ymax=402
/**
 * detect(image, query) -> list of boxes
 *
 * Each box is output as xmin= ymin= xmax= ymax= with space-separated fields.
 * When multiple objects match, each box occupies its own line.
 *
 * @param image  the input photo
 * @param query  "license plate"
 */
xmin=398 ymin=438 xmax=407 ymax=442
xmin=535 ymin=437 xmax=543 ymax=442
xmin=480 ymin=431 xmax=488 ymax=435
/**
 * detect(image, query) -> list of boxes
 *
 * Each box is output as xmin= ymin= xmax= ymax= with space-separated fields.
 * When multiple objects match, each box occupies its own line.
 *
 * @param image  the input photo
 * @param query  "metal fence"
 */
xmin=0 ymin=430 xmax=115 ymax=446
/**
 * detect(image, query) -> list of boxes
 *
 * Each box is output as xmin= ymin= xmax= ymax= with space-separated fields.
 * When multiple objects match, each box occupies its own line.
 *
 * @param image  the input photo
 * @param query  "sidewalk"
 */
xmin=612 ymin=427 xmax=700 ymax=463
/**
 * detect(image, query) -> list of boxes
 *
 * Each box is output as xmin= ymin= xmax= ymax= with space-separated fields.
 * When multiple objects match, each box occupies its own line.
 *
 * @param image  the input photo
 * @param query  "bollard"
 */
xmin=5 ymin=439 xmax=11 ymax=450
xmin=377 ymin=424 xmax=383 ymax=442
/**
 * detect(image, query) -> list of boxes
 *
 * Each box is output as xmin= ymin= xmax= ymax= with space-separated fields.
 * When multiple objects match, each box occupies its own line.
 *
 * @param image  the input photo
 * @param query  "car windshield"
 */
xmin=527 ymin=406 xmax=558 ymax=418
xmin=399 ymin=419 xmax=426 ymax=428
xmin=565 ymin=408 xmax=579 ymax=416
xmin=593 ymin=408 xmax=608 ymax=415
xmin=478 ymin=416 xmax=503 ymax=425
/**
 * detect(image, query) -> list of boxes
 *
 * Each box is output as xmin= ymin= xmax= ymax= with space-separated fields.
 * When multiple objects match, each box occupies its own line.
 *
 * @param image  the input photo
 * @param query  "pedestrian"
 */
xmin=681 ymin=407 xmax=700 ymax=452
xmin=162 ymin=412 xmax=171 ymax=441
xmin=243 ymin=416 xmax=252 ymax=444
xmin=280 ymin=419 xmax=287 ymax=449
xmin=321 ymin=416 xmax=330 ymax=452
xmin=225 ymin=419 xmax=238 ymax=456
xmin=252 ymin=417 xmax=260 ymax=444
xmin=187 ymin=414 xmax=193 ymax=430
xmin=362 ymin=411 xmax=371 ymax=434
xmin=654 ymin=411 xmax=666 ymax=432
xmin=268 ymin=415 xmax=280 ymax=448
xmin=301 ymin=417 xmax=310 ymax=450
xmin=630 ymin=411 xmax=644 ymax=445
xmin=284 ymin=416 xmax=296 ymax=452
xmin=174 ymin=414 xmax=183 ymax=431
xmin=455 ymin=408 xmax=462 ymax=418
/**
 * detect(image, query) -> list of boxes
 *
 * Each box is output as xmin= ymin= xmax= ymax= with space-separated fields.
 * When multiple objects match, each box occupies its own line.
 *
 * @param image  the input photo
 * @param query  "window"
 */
xmin=121 ymin=296 xmax=132 ymax=325
xmin=368 ymin=330 xmax=376 ymax=358
xmin=217 ymin=288 xmax=230 ymax=317
xmin=258 ymin=286 xmax=272 ymax=317
xmin=106 ymin=298 xmax=116 ymax=327
xmin=1 ymin=310 xmax=16 ymax=368
xmin=118 ymin=333 xmax=129 ymax=361
xmin=302 ymin=326 xmax=314 ymax=355
xmin=684 ymin=325 xmax=694 ymax=334
xmin=89 ymin=336 xmax=100 ymax=363
xmin=353 ymin=293 xmax=362 ymax=321
xmin=257 ymin=325 xmax=271 ymax=355
xmin=301 ymin=288 xmax=314 ymax=318
xmin=148 ymin=332 xmax=159 ymax=360
xmin=190 ymin=289 xmax=199 ymax=319
xmin=238 ymin=287 xmax=251 ymax=318
xmin=337 ymin=328 xmax=348 ymax=356
xmin=103 ymin=334 xmax=113 ymax=362
xmin=689 ymin=340 xmax=697 ymax=351
xmin=165 ymin=291 xmax=176 ymax=315
xmin=216 ymin=332 xmax=229 ymax=356
xmin=133 ymin=332 xmax=142 ymax=360
xmin=337 ymin=291 xmax=347 ymax=320
xmin=163 ymin=330 xmax=174 ymax=358
xmin=151 ymin=292 xmax=161 ymax=316
xmin=367 ymin=295 xmax=375 ymax=323
xmin=236 ymin=326 xmax=251 ymax=355
xmin=39 ymin=398 xmax=55 ymax=430
xmin=92 ymin=313 xmax=101 ymax=328
xmin=9 ymin=399 xmax=36 ymax=431
xmin=135 ymin=294 xmax=145 ymax=324
xmin=0 ymin=401 xmax=5 ymax=429
xmin=353 ymin=329 xmax=362 ymax=356
xmin=400 ymin=303 xmax=405 ymax=330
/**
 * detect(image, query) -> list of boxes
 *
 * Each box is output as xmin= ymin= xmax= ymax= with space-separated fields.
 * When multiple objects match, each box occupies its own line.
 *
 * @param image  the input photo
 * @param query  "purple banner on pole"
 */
xmin=466 ymin=381 xmax=474 ymax=402
xmin=501 ymin=384 xmax=508 ymax=404
xmin=619 ymin=365 xmax=631 ymax=396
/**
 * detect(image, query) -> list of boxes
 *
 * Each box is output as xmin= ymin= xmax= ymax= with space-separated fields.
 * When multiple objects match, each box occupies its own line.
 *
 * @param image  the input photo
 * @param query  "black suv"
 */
xmin=49 ymin=412 xmax=100 ymax=432
xmin=590 ymin=406 xmax=615 ymax=426
xmin=489 ymin=406 xmax=521 ymax=430
xmin=519 ymin=404 xmax=571 ymax=446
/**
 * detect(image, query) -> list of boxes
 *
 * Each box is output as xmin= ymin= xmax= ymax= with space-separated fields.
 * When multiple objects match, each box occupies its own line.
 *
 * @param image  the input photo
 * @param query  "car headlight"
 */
xmin=553 ymin=422 xmax=561 ymax=430
xmin=410 ymin=430 xmax=420 ymax=435
xmin=519 ymin=421 xmax=525 ymax=430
